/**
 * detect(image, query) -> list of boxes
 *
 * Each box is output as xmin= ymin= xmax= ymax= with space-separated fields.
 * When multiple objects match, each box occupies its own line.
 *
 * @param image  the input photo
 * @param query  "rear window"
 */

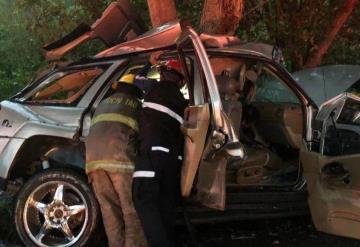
xmin=26 ymin=68 xmax=103 ymax=104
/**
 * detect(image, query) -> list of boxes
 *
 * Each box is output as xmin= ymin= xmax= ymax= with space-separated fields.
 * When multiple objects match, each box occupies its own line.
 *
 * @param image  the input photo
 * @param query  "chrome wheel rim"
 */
xmin=23 ymin=181 xmax=88 ymax=247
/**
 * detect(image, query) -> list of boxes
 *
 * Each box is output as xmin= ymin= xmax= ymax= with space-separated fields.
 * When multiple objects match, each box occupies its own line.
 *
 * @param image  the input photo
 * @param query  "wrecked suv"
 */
xmin=2 ymin=3 xmax=360 ymax=246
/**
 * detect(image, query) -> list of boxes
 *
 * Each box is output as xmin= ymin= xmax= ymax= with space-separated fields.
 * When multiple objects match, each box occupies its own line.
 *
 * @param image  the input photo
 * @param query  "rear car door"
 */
xmin=177 ymin=27 xmax=244 ymax=210
xmin=301 ymin=93 xmax=360 ymax=239
xmin=43 ymin=0 xmax=144 ymax=61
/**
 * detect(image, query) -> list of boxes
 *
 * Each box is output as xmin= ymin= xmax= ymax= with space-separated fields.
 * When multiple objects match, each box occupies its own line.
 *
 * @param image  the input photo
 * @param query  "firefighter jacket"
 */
xmin=85 ymin=83 xmax=143 ymax=174
xmin=134 ymin=80 xmax=187 ymax=183
xmin=133 ymin=81 xmax=187 ymax=246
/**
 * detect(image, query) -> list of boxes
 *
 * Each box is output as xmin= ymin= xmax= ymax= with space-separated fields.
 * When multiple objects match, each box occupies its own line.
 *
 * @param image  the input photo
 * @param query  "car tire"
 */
xmin=14 ymin=169 xmax=100 ymax=247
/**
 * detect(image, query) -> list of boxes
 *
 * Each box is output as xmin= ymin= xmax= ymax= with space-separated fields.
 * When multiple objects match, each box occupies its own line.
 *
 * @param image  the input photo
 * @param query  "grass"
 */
xmin=0 ymin=193 xmax=18 ymax=244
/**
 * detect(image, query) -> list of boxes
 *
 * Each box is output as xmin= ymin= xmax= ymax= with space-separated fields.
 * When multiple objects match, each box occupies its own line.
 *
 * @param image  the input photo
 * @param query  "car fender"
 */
xmin=0 ymin=122 xmax=78 ymax=179
xmin=44 ymin=144 xmax=85 ymax=171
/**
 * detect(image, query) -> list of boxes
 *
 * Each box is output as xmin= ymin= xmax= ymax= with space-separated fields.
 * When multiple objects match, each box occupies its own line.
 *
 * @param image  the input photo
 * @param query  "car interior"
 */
xmin=97 ymin=51 xmax=305 ymax=190
xmin=209 ymin=55 xmax=303 ymax=187
xmin=28 ymin=68 xmax=104 ymax=104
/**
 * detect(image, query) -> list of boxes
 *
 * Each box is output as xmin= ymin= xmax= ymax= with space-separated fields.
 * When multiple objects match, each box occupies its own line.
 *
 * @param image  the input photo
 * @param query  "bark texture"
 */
xmin=304 ymin=0 xmax=359 ymax=68
xmin=146 ymin=0 xmax=178 ymax=27
xmin=200 ymin=0 xmax=244 ymax=35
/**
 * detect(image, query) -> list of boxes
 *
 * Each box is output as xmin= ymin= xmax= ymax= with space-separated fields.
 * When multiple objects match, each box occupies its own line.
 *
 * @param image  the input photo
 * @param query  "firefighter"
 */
xmin=133 ymin=51 xmax=163 ymax=93
xmin=85 ymin=74 xmax=147 ymax=247
xmin=132 ymin=59 xmax=187 ymax=247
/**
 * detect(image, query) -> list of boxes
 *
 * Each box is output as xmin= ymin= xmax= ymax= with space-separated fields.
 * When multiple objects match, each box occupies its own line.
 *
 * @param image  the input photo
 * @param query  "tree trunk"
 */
xmin=146 ymin=0 xmax=178 ymax=28
xmin=200 ymin=0 xmax=244 ymax=35
xmin=304 ymin=0 xmax=359 ymax=68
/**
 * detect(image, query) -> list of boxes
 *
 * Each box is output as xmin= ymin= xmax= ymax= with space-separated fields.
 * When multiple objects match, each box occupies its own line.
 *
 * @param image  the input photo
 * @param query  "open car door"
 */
xmin=43 ymin=0 xmax=144 ymax=61
xmin=301 ymin=93 xmax=360 ymax=239
xmin=177 ymin=27 xmax=244 ymax=210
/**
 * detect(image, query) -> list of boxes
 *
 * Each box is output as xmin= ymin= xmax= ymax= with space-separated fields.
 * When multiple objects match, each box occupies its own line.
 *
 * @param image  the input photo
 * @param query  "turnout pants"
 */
xmin=90 ymin=170 xmax=147 ymax=247
xmin=133 ymin=143 xmax=182 ymax=247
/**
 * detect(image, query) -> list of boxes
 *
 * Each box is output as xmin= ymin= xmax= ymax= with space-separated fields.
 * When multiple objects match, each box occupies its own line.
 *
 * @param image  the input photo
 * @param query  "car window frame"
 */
xmin=14 ymin=63 xmax=111 ymax=107
xmin=26 ymin=68 xmax=104 ymax=105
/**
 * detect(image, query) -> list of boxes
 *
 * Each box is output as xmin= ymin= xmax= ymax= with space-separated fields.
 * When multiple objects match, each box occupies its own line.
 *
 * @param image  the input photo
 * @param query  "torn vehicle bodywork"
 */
xmin=43 ymin=0 xmax=145 ymax=61
xmin=301 ymin=92 xmax=360 ymax=239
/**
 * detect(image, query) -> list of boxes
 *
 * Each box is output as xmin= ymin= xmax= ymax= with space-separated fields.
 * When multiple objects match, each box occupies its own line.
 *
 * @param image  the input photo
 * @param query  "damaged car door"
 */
xmin=43 ymin=0 xmax=144 ymax=61
xmin=177 ymin=27 xmax=244 ymax=210
xmin=301 ymin=92 xmax=360 ymax=239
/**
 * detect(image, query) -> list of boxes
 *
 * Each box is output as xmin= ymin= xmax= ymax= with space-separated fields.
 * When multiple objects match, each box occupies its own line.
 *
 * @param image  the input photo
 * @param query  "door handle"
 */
xmin=322 ymin=162 xmax=350 ymax=185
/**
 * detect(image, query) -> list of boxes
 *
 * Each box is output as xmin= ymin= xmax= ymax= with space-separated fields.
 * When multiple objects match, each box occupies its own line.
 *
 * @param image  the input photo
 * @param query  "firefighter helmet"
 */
xmin=119 ymin=73 xmax=135 ymax=84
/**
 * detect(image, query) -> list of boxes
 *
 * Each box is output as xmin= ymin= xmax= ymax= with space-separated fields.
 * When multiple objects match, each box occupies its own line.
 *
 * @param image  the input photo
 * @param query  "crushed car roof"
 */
xmin=95 ymin=21 xmax=181 ymax=58
xmin=95 ymin=21 xmax=281 ymax=62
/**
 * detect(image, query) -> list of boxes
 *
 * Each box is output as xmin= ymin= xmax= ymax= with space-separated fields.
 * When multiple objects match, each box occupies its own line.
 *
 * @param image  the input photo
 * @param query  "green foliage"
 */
xmin=238 ymin=0 xmax=360 ymax=71
xmin=0 ymin=0 xmax=358 ymax=101
xmin=176 ymin=0 xmax=203 ymax=28
xmin=0 ymin=0 xmax=44 ymax=99
xmin=0 ymin=194 xmax=16 ymax=242
xmin=322 ymin=6 xmax=360 ymax=65
xmin=130 ymin=0 xmax=151 ymax=29
xmin=0 ymin=0 xmax=111 ymax=100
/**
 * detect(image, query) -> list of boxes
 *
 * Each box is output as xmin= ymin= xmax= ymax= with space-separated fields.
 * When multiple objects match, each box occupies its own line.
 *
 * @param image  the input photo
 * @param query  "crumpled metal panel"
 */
xmin=96 ymin=21 xmax=181 ymax=58
xmin=44 ymin=0 xmax=144 ymax=61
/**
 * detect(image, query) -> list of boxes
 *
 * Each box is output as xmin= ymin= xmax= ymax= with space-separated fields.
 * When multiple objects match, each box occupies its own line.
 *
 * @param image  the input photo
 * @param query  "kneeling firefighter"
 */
xmin=85 ymin=74 xmax=147 ymax=247
xmin=133 ymin=59 xmax=187 ymax=247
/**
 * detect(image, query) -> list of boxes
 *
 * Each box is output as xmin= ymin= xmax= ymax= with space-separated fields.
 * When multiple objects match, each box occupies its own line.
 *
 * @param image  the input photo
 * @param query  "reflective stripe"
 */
xmin=133 ymin=171 xmax=155 ymax=178
xmin=178 ymin=155 xmax=183 ymax=161
xmin=151 ymin=146 xmax=170 ymax=153
xmin=91 ymin=113 xmax=139 ymax=132
xmin=135 ymin=75 xmax=147 ymax=80
xmin=143 ymin=102 xmax=183 ymax=124
xmin=86 ymin=160 xmax=135 ymax=174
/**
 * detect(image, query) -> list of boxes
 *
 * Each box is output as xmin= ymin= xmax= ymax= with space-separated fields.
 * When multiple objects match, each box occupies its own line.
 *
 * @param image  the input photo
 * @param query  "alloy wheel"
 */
xmin=23 ymin=181 xmax=88 ymax=247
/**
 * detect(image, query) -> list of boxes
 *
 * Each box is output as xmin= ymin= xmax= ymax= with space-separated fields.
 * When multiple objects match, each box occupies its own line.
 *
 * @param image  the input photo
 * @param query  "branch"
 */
xmin=304 ymin=0 xmax=359 ymax=68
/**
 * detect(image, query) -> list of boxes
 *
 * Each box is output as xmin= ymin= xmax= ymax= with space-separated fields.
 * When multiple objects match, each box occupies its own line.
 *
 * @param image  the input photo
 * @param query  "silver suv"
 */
xmin=1 ymin=16 xmax=360 ymax=247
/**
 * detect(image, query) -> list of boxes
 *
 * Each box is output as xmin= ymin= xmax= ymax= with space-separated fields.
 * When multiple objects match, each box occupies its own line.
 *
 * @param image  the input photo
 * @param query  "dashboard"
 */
xmin=314 ymin=93 xmax=360 ymax=156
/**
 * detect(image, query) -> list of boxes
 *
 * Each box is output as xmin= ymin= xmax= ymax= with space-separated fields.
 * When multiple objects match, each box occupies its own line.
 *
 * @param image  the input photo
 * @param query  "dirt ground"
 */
xmin=2 ymin=190 xmax=360 ymax=247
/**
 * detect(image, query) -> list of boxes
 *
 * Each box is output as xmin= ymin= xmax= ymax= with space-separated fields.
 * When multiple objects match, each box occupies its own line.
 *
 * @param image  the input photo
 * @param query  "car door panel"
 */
xmin=181 ymin=104 xmax=210 ymax=197
xmin=301 ymin=142 xmax=360 ymax=239
xmin=253 ymin=102 xmax=303 ymax=149
xmin=43 ymin=0 xmax=144 ymax=61
xmin=177 ymin=27 xmax=243 ymax=210
xmin=196 ymin=155 xmax=227 ymax=210
xmin=302 ymin=93 xmax=360 ymax=239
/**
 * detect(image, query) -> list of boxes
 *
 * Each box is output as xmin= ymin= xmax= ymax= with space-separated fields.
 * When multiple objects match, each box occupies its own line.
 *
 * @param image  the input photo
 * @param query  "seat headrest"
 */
xmin=216 ymin=75 xmax=242 ymax=95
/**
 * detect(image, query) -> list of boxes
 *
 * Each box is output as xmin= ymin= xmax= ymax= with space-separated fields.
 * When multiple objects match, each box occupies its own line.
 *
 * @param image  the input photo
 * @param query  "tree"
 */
xmin=200 ymin=0 xmax=244 ymax=35
xmin=146 ymin=0 xmax=178 ymax=27
xmin=145 ymin=0 xmax=244 ymax=35
xmin=239 ymin=0 xmax=359 ymax=70
xmin=304 ymin=0 xmax=359 ymax=68
xmin=0 ymin=0 xmax=357 ymax=102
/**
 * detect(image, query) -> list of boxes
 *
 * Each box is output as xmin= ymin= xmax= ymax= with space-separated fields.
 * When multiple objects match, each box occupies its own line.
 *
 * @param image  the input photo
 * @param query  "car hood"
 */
xmin=292 ymin=65 xmax=360 ymax=106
